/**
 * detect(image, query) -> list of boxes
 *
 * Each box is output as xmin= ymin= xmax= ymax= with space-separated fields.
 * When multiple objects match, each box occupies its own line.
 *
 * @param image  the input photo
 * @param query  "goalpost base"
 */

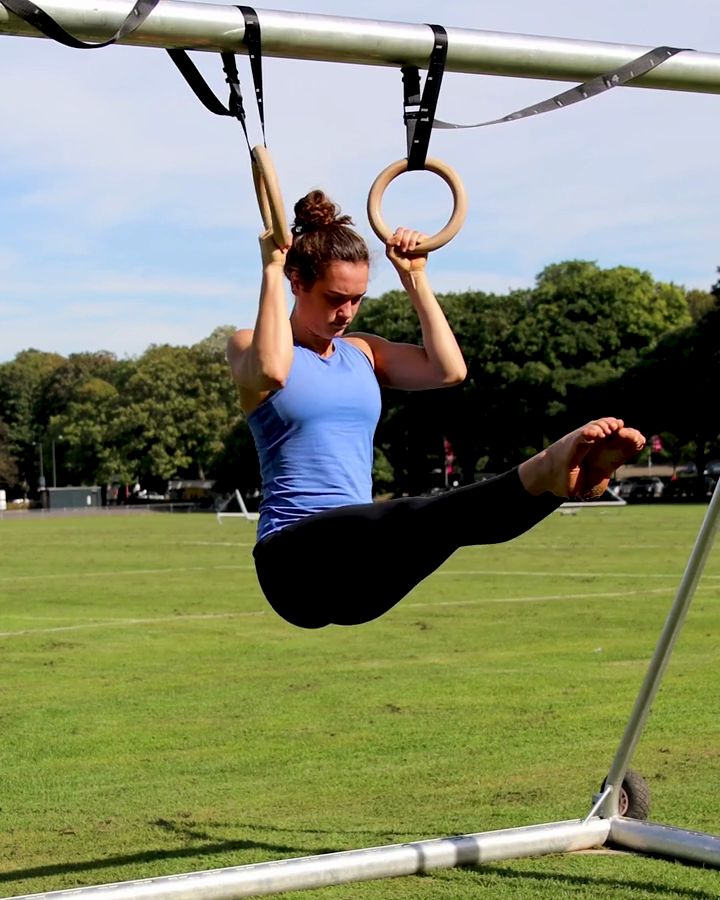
xmin=4 ymin=815 xmax=719 ymax=900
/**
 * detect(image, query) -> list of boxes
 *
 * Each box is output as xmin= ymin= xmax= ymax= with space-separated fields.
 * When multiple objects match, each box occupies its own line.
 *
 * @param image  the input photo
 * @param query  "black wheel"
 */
xmin=601 ymin=769 xmax=651 ymax=819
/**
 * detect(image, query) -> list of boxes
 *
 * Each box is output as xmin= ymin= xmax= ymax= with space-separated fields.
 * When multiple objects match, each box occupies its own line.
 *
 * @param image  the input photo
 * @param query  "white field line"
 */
xmin=463 ymin=543 xmax=711 ymax=551
xmin=1 ymin=584 xmax=716 ymax=639
xmin=178 ymin=541 xmax=711 ymax=553
xmin=2 ymin=565 xmax=717 ymax=584
xmin=0 ymin=564 xmax=254 ymax=582
xmin=405 ymin=586 xmax=716 ymax=609
xmin=436 ymin=570 xmax=720 ymax=579
xmin=176 ymin=541 xmax=255 ymax=546
xmin=0 ymin=611 xmax=267 ymax=638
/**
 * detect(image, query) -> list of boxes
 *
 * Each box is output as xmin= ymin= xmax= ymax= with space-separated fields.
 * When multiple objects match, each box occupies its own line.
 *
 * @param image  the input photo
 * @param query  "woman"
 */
xmin=227 ymin=190 xmax=645 ymax=629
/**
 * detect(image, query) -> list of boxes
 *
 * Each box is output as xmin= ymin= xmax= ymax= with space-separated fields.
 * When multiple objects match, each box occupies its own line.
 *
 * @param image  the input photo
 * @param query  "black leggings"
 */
xmin=252 ymin=468 xmax=561 ymax=629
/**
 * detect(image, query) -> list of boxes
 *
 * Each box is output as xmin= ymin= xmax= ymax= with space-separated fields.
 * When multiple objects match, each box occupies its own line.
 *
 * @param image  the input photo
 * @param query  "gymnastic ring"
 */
xmin=251 ymin=144 xmax=290 ymax=249
xmin=366 ymin=157 xmax=467 ymax=253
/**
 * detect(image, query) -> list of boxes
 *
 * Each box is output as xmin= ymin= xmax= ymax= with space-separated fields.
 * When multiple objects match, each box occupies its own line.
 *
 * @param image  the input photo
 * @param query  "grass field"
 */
xmin=1 ymin=504 xmax=719 ymax=899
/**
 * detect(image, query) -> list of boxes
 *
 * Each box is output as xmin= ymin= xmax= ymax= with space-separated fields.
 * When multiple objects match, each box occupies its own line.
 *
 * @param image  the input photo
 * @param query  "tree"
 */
xmin=209 ymin=418 xmax=260 ymax=497
xmin=354 ymin=290 xmax=476 ymax=493
xmin=354 ymin=262 xmax=695 ymax=487
xmin=0 ymin=417 xmax=19 ymax=488
xmin=111 ymin=341 xmax=239 ymax=486
xmin=0 ymin=349 xmax=66 ymax=490
xmin=38 ymin=351 xmax=126 ymax=424
xmin=194 ymin=325 xmax=237 ymax=356
xmin=49 ymin=377 xmax=133 ymax=486
xmin=504 ymin=261 xmax=691 ymax=437
xmin=606 ymin=302 xmax=720 ymax=468
xmin=686 ymin=289 xmax=716 ymax=322
xmin=528 ymin=260 xmax=689 ymax=366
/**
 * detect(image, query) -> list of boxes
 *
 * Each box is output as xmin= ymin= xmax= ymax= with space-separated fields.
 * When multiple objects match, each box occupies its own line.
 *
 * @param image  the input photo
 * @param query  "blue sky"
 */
xmin=1 ymin=0 xmax=718 ymax=361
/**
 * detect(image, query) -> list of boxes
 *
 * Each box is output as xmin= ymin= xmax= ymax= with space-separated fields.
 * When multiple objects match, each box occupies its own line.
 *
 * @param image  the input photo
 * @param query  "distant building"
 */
xmin=47 ymin=486 xmax=101 ymax=510
xmin=167 ymin=479 xmax=218 ymax=508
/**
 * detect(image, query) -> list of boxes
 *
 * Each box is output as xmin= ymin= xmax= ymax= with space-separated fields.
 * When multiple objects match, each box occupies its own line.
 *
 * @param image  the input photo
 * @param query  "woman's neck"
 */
xmin=290 ymin=314 xmax=334 ymax=358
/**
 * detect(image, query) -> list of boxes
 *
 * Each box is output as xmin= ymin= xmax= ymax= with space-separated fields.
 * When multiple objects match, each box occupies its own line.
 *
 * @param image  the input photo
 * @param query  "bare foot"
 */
xmin=520 ymin=417 xmax=646 ymax=499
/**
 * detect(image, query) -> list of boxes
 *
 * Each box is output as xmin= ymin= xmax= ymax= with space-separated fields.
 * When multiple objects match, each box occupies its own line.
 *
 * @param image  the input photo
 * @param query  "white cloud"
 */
xmin=63 ymin=274 xmax=239 ymax=297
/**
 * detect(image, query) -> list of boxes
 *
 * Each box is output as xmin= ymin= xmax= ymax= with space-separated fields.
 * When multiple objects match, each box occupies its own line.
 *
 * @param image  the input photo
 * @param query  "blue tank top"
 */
xmin=248 ymin=338 xmax=382 ymax=542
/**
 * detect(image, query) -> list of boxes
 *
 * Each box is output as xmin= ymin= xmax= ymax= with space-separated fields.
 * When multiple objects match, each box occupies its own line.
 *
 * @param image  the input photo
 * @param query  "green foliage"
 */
xmin=685 ymin=288 xmax=716 ymax=322
xmin=113 ymin=342 xmax=240 ymax=482
xmin=517 ymin=260 xmax=691 ymax=436
xmin=371 ymin=446 xmax=394 ymax=494
xmin=0 ymin=336 xmax=247 ymax=492
xmin=209 ymin=417 xmax=260 ymax=496
xmin=531 ymin=260 xmax=690 ymax=361
xmin=0 ymin=348 xmax=65 ymax=486
xmin=49 ymin=376 xmax=129 ymax=485
xmin=0 ymin=260 xmax=717 ymax=496
xmin=608 ymin=301 xmax=720 ymax=465
xmin=0 ymin=416 xmax=19 ymax=487
xmin=356 ymin=261 xmax=702 ymax=481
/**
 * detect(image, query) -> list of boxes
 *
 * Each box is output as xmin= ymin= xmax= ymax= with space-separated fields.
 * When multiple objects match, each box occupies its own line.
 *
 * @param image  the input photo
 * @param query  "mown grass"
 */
xmin=1 ymin=504 xmax=719 ymax=899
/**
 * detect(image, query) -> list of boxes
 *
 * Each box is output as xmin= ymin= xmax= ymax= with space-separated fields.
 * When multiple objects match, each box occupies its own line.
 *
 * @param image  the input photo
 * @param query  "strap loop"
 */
xmin=165 ymin=8 xmax=266 ymax=155
xmin=405 ymin=24 xmax=448 ymax=171
xmin=166 ymin=48 xmax=241 ymax=119
xmin=0 ymin=0 xmax=157 ymax=48
xmin=433 ymin=46 xmax=689 ymax=130
xmin=238 ymin=5 xmax=265 ymax=144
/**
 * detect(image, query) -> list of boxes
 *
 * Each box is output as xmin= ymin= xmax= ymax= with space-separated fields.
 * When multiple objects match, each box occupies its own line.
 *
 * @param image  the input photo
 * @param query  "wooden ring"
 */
xmin=366 ymin=157 xmax=467 ymax=252
xmin=251 ymin=144 xmax=290 ymax=248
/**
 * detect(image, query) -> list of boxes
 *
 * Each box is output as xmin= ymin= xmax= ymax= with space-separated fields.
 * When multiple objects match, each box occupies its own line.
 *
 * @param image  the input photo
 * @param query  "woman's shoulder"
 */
xmin=343 ymin=333 xmax=377 ymax=367
xmin=227 ymin=328 xmax=254 ymax=356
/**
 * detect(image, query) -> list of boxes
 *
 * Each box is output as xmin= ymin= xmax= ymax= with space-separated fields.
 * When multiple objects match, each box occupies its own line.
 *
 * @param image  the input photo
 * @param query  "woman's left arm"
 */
xmin=352 ymin=228 xmax=467 ymax=390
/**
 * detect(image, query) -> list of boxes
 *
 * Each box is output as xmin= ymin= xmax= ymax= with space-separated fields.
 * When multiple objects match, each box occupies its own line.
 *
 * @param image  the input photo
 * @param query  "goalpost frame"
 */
xmin=216 ymin=488 xmax=259 ymax=522
xmin=2 ymin=2 xmax=720 ymax=896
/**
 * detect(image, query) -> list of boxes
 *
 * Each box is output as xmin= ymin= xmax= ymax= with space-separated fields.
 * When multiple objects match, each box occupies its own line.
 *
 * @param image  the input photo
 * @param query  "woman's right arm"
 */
xmin=226 ymin=233 xmax=293 ymax=409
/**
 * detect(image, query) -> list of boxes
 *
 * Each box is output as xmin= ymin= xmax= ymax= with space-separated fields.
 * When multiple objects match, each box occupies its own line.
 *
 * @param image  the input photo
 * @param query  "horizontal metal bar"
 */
xmin=1 ymin=0 xmax=720 ymax=94
xmin=2 ymin=818 xmax=611 ymax=900
xmin=610 ymin=818 xmax=720 ymax=867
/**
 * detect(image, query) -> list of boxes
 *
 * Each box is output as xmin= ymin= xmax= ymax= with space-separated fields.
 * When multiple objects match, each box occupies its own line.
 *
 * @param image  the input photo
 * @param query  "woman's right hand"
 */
xmin=259 ymin=229 xmax=290 ymax=269
xmin=385 ymin=227 xmax=428 ymax=277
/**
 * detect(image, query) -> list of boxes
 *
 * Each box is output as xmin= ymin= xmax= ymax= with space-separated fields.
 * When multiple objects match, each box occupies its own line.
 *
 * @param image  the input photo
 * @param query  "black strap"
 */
xmin=433 ymin=46 xmax=689 ymax=130
xmin=0 ymin=0 xmax=158 ymax=48
xmin=238 ymin=5 xmax=265 ymax=143
xmin=165 ymin=6 xmax=265 ymax=154
xmin=404 ymin=24 xmax=448 ymax=170
xmin=166 ymin=50 xmax=237 ymax=117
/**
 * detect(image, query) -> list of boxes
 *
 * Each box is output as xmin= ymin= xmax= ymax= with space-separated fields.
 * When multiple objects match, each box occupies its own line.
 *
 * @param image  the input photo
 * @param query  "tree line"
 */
xmin=1 ymin=259 xmax=718 ymax=500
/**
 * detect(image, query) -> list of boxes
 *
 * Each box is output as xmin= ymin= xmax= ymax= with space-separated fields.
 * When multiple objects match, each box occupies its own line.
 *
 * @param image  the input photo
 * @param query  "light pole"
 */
xmin=36 ymin=440 xmax=45 ymax=489
xmin=50 ymin=434 xmax=64 ymax=487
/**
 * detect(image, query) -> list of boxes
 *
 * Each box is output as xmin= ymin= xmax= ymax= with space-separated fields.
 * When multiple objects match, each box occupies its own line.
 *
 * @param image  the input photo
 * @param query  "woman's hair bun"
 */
xmin=291 ymin=190 xmax=354 ymax=236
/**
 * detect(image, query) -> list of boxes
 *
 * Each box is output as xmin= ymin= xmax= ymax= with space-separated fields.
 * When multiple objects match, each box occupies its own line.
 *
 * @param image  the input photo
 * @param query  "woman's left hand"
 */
xmin=385 ymin=227 xmax=428 ymax=275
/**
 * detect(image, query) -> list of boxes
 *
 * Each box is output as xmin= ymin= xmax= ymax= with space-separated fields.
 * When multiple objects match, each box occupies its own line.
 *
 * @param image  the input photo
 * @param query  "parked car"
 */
xmin=129 ymin=488 xmax=167 ymax=503
xmin=663 ymin=476 xmax=710 ymax=502
xmin=703 ymin=460 xmax=720 ymax=476
xmin=616 ymin=476 xmax=665 ymax=501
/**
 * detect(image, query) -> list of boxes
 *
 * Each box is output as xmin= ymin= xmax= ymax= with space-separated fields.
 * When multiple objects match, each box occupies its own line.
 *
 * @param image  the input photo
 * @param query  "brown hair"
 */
xmin=284 ymin=190 xmax=369 ymax=288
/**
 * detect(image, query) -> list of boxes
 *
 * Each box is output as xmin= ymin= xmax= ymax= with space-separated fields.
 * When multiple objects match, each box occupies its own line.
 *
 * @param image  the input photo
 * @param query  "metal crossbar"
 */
xmin=1 ymin=1 xmax=720 ymax=94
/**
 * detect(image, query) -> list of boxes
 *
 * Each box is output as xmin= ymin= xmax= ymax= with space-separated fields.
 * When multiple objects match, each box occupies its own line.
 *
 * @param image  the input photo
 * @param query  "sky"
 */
xmin=0 ymin=0 xmax=718 ymax=362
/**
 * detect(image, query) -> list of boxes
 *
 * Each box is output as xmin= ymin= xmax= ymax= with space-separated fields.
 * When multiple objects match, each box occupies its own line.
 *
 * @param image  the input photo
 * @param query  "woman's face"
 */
xmin=292 ymin=261 xmax=369 ymax=340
